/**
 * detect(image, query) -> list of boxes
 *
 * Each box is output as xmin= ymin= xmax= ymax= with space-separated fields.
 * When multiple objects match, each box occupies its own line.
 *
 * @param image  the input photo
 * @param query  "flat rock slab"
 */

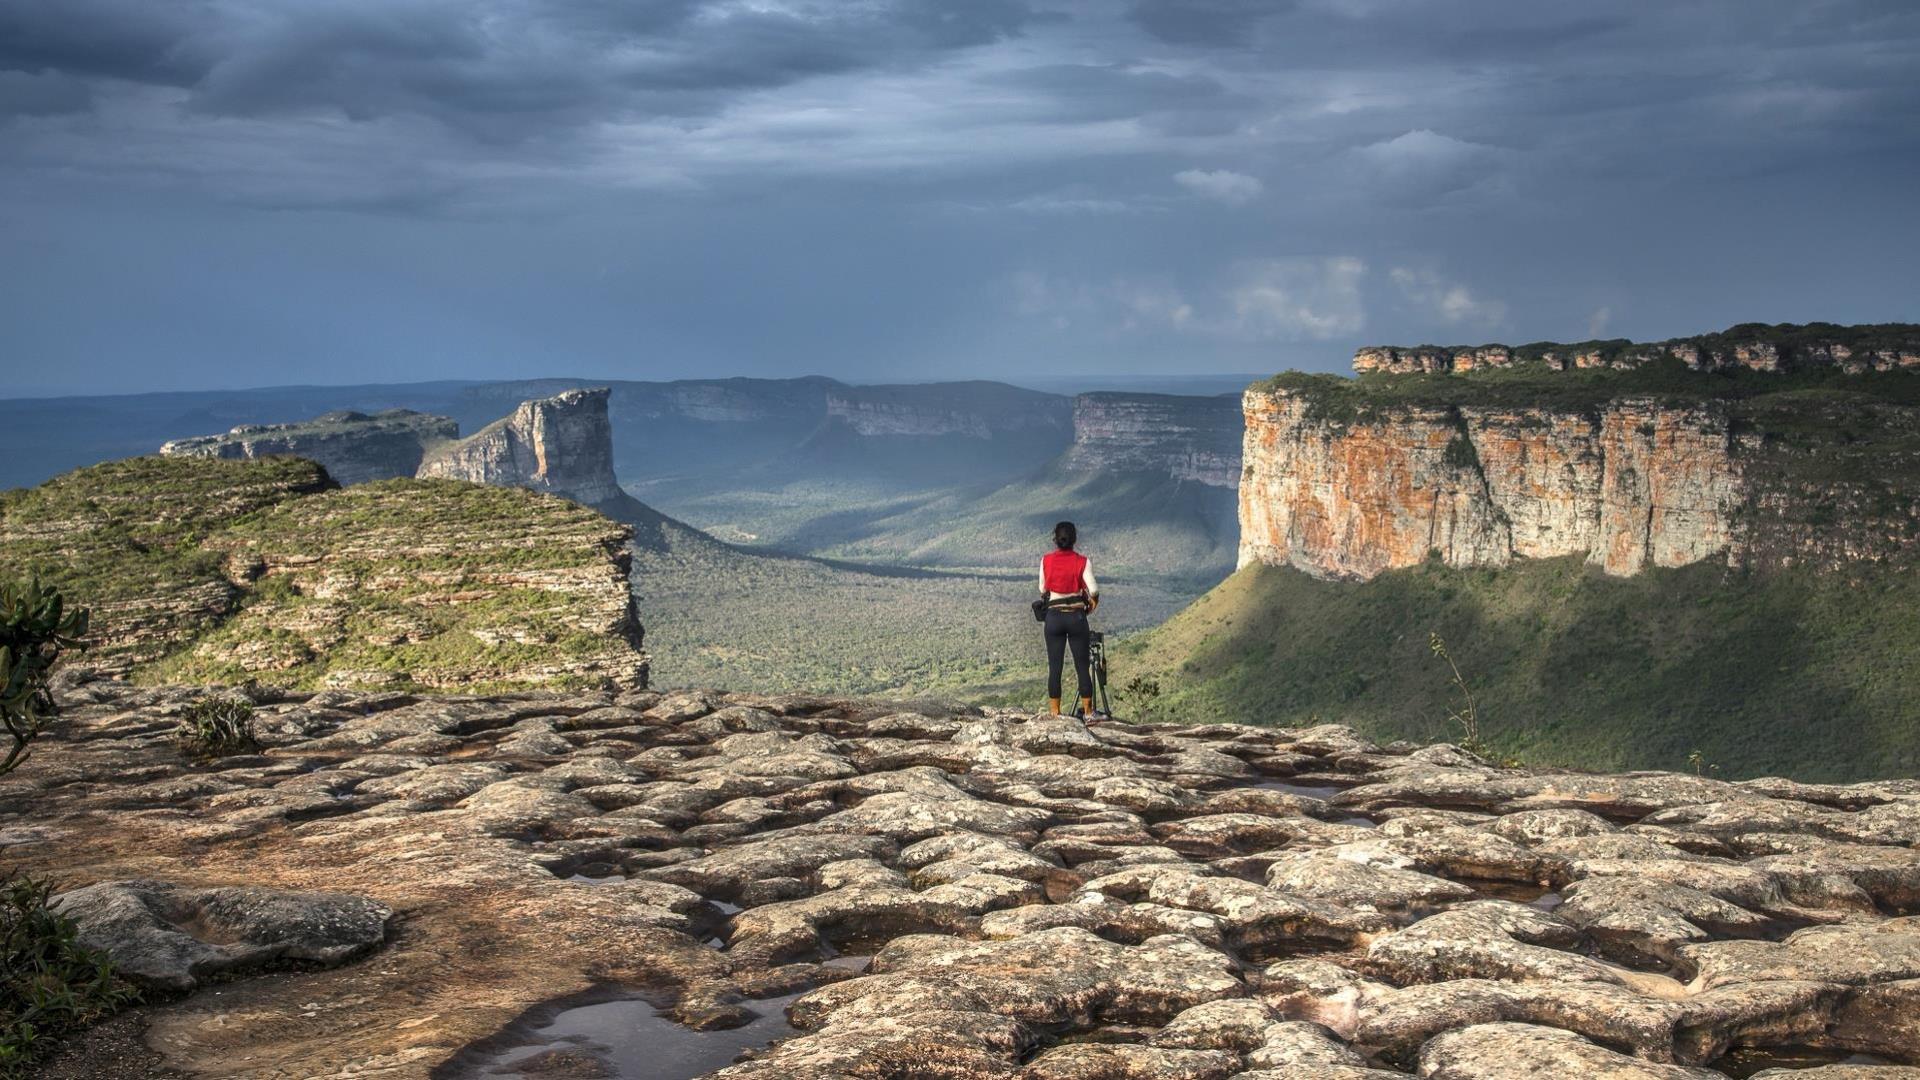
xmin=53 ymin=880 xmax=392 ymax=991
xmin=3 ymin=679 xmax=1918 ymax=1079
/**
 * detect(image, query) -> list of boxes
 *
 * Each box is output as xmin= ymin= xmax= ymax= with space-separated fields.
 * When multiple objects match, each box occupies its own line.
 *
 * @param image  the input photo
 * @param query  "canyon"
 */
xmin=1240 ymin=325 xmax=1920 ymax=580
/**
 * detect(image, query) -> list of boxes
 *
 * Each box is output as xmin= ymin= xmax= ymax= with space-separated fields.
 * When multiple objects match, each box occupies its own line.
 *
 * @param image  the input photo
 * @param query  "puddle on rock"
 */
xmin=567 ymin=872 xmax=626 ymax=885
xmin=1252 ymin=779 xmax=1347 ymax=801
xmin=1710 ymin=1047 xmax=1894 ymax=1077
xmin=458 ymin=990 xmax=803 ymax=1080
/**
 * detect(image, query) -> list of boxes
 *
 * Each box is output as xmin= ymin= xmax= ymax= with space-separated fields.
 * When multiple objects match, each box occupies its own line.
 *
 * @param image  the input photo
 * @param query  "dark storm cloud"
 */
xmin=1127 ymin=0 xmax=1291 ymax=47
xmin=2 ymin=0 xmax=1036 ymax=134
xmin=1 ymin=0 xmax=1917 ymax=394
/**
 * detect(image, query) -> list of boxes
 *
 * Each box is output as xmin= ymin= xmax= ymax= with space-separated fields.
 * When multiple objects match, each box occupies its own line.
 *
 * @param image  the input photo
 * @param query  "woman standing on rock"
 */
xmin=1039 ymin=520 xmax=1100 ymax=717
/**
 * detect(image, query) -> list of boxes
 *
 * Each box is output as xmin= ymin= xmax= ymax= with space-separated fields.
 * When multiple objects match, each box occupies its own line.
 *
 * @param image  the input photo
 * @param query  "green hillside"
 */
xmin=1117 ymin=557 xmax=1920 ymax=783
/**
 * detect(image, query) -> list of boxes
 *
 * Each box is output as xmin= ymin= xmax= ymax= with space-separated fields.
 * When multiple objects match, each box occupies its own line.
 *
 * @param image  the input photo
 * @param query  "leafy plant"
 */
xmin=1119 ymin=674 xmax=1163 ymax=722
xmin=178 ymin=696 xmax=259 ymax=758
xmin=1687 ymin=749 xmax=1722 ymax=777
xmin=0 ymin=877 xmax=137 ymax=1077
xmin=1428 ymin=631 xmax=1488 ymax=759
xmin=0 ymin=579 xmax=89 ymax=777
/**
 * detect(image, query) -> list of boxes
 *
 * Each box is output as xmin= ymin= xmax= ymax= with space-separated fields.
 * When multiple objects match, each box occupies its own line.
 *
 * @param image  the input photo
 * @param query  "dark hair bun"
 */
xmin=1053 ymin=521 xmax=1077 ymax=550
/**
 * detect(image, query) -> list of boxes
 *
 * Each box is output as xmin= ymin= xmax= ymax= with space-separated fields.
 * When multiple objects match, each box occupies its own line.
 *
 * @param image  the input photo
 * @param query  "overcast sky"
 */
xmin=1 ymin=0 xmax=1916 ymax=395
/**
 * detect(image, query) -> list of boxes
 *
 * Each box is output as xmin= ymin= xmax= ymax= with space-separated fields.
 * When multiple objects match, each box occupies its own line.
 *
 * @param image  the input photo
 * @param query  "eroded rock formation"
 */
xmin=1238 ymin=392 xmax=1743 ymax=578
xmin=1352 ymin=323 xmax=1920 ymax=376
xmin=11 ymin=678 xmax=1917 ymax=1077
xmin=418 ymin=387 xmax=623 ymax=506
xmin=1061 ymin=392 xmax=1243 ymax=488
xmin=160 ymin=409 xmax=459 ymax=485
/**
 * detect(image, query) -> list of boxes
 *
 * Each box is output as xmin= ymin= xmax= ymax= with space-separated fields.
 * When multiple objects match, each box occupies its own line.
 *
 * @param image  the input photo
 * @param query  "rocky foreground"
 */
xmin=5 ymin=677 xmax=1919 ymax=1079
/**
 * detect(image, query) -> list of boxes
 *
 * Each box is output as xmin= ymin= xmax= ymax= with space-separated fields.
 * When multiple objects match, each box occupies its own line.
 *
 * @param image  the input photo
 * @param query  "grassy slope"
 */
xmin=1118 ymin=558 xmax=1920 ymax=783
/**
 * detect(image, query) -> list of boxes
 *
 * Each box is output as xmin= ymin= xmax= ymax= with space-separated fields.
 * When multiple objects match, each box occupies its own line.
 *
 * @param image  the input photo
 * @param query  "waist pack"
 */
xmin=1033 ymin=593 xmax=1089 ymax=621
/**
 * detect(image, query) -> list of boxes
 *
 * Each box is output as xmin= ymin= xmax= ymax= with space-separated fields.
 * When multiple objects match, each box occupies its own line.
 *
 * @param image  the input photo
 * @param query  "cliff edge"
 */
xmin=1239 ymin=323 xmax=1920 ymax=580
xmin=417 ymin=386 xmax=624 ymax=506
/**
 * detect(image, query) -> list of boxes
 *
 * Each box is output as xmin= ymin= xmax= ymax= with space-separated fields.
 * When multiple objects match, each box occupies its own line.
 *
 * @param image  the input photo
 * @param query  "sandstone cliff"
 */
xmin=1238 ymin=391 xmax=1743 ymax=577
xmin=1240 ymin=327 xmax=1920 ymax=580
xmin=0 ymin=457 xmax=648 ymax=691
xmin=823 ymin=382 xmax=1073 ymax=439
xmin=417 ymin=387 xmax=623 ymax=506
xmin=160 ymin=409 xmax=458 ymax=485
xmin=1060 ymin=391 xmax=1243 ymax=488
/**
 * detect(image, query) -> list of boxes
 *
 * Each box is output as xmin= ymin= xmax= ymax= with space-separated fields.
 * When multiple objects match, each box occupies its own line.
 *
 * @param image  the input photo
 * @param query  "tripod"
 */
xmin=1087 ymin=630 xmax=1114 ymax=720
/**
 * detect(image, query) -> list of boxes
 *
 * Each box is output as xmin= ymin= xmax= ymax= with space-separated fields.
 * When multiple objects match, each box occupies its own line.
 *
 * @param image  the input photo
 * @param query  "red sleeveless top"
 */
xmin=1042 ymin=550 xmax=1090 ymax=595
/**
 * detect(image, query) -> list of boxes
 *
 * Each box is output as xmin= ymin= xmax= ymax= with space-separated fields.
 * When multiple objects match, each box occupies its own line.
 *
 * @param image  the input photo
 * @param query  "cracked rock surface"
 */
xmin=3 ymin=677 xmax=1917 ymax=1078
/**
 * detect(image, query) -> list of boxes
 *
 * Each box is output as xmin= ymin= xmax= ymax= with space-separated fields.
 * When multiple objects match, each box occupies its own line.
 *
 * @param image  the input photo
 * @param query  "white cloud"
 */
xmin=1173 ymin=168 xmax=1263 ymax=205
xmin=1588 ymin=305 xmax=1614 ymax=338
xmin=1390 ymin=266 xmax=1507 ymax=329
xmin=1227 ymin=257 xmax=1368 ymax=340
xmin=1008 ymin=256 xmax=1364 ymax=341
xmin=1350 ymin=129 xmax=1511 ymax=202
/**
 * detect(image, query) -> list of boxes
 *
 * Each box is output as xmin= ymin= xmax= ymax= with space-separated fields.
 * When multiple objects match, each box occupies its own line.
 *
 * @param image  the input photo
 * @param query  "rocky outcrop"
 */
xmin=824 ymin=382 xmax=1073 ymax=439
xmin=1060 ymin=392 xmax=1243 ymax=488
xmin=160 ymin=409 xmax=458 ymax=486
xmin=417 ymin=387 xmax=623 ymax=506
xmin=1352 ymin=322 xmax=1920 ymax=376
xmin=1238 ymin=391 xmax=1743 ymax=578
xmin=9 ymin=680 xmax=1918 ymax=1077
xmin=52 ymin=881 xmax=391 ymax=992
xmin=0 ymin=456 xmax=649 ymax=691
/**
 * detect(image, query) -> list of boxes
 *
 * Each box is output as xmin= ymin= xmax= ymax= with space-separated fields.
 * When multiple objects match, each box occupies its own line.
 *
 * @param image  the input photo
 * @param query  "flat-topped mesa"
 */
xmin=417 ymin=387 xmax=623 ymax=506
xmin=1241 ymin=322 xmax=1920 ymax=581
xmin=159 ymin=409 xmax=458 ymax=486
xmin=1060 ymin=392 xmax=1243 ymax=488
xmin=824 ymin=382 xmax=1073 ymax=439
xmin=1352 ymin=322 xmax=1920 ymax=376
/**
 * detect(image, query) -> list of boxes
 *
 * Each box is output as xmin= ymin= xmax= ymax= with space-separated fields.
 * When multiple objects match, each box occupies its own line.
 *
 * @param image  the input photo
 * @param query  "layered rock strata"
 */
xmin=11 ymin=677 xmax=1918 ymax=1078
xmin=160 ymin=409 xmax=458 ymax=485
xmin=1238 ymin=392 xmax=1743 ymax=578
xmin=1353 ymin=323 xmax=1920 ymax=376
xmin=418 ymin=387 xmax=623 ymax=506
xmin=1061 ymin=392 xmax=1244 ymax=488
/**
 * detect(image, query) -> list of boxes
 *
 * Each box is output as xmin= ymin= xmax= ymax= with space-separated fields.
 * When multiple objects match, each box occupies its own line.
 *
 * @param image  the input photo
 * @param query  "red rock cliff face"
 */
xmin=1237 ymin=389 xmax=1742 ymax=579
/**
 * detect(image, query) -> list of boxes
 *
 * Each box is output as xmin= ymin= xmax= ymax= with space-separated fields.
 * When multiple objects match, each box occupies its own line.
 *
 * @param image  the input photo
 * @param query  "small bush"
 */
xmin=0 ymin=579 xmax=89 ymax=777
xmin=1118 ymin=674 xmax=1163 ymax=723
xmin=178 ymin=696 xmax=259 ymax=758
xmin=0 ymin=877 xmax=136 ymax=1076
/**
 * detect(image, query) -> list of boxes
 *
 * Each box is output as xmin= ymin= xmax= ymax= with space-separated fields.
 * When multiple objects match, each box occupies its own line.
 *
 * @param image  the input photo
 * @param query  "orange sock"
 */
xmin=1048 ymin=697 xmax=1062 ymax=715
xmin=1080 ymin=697 xmax=1093 ymax=716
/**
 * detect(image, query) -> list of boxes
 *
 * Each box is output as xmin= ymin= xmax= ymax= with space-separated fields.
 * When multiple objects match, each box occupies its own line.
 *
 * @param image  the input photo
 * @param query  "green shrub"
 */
xmin=178 ymin=696 xmax=259 ymax=758
xmin=0 ymin=579 xmax=89 ymax=777
xmin=0 ymin=877 xmax=136 ymax=1077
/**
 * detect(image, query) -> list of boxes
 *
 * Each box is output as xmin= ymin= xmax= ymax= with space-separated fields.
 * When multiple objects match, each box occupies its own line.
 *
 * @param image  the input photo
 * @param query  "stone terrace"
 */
xmin=4 ymin=675 xmax=1919 ymax=1079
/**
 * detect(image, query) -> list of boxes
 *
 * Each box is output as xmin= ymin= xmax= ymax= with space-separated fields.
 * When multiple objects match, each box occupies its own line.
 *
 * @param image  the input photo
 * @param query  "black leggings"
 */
xmin=1044 ymin=609 xmax=1093 ymax=700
